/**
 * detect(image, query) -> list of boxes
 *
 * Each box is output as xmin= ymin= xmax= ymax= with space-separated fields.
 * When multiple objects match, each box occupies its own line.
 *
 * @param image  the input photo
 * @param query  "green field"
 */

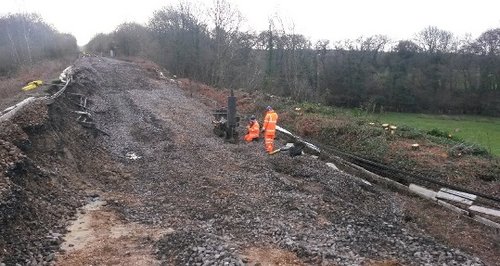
xmin=367 ymin=112 xmax=500 ymax=156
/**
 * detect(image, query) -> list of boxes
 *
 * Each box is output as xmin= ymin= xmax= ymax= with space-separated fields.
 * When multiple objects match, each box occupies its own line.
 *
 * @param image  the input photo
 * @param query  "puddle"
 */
xmin=58 ymin=195 xmax=172 ymax=265
xmin=61 ymin=197 xmax=106 ymax=251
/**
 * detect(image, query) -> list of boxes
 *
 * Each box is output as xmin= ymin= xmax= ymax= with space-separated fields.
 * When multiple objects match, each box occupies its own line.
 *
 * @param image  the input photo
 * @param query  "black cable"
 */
xmin=283 ymin=131 xmax=500 ymax=205
xmin=320 ymin=143 xmax=500 ymax=204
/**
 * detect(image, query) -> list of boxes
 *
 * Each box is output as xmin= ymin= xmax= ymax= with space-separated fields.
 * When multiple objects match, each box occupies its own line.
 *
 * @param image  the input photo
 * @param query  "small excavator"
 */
xmin=211 ymin=90 xmax=320 ymax=154
xmin=212 ymin=89 xmax=240 ymax=143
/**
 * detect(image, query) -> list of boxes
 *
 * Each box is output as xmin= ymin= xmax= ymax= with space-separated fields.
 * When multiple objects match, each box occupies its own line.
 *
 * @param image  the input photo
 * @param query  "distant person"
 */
xmin=244 ymin=115 xmax=260 ymax=142
xmin=261 ymin=106 xmax=278 ymax=154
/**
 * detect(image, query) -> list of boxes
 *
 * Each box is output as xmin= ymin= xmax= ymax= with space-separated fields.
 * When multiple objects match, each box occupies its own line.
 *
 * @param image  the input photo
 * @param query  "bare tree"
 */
xmin=209 ymin=0 xmax=243 ymax=86
xmin=5 ymin=25 xmax=20 ymax=65
xmin=359 ymin=35 xmax=389 ymax=52
xmin=113 ymin=23 xmax=149 ymax=56
xmin=393 ymin=40 xmax=421 ymax=55
xmin=470 ymin=28 xmax=500 ymax=56
xmin=148 ymin=2 xmax=209 ymax=79
xmin=414 ymin=26 xmax=454 ymax=53
xmin=0 ymin=13 xmax=78 ymax=75
xmin=314 ymin=39 xmax=329 ymax=98
xmin=21 ymin=14 xmax=33 ymax=64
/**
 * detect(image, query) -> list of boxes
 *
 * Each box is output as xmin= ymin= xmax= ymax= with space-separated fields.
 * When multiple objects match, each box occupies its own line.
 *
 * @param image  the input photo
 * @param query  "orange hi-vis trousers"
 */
xmin=264 ymin=133 xmax=275 ymax=153
xmin=262 ymin=110 xmax=278 ymax=153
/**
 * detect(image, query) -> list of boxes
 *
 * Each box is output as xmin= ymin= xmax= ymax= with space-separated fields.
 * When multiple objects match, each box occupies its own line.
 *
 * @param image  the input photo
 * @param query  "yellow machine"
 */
xmin=21 ymin=80 xmax=44 ymax=91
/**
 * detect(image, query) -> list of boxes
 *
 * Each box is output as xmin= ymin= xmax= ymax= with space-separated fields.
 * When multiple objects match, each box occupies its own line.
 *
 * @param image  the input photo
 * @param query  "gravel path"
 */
xmin=57 ymin=57 xmax=485 ymax=266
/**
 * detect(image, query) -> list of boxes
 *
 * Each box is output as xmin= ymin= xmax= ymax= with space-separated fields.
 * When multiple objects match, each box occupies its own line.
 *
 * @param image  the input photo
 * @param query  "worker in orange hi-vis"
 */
xmin=244 ymin=115 xmax=260 ymax=142
xmin=261 ymin=106 xmax=279 ymax=154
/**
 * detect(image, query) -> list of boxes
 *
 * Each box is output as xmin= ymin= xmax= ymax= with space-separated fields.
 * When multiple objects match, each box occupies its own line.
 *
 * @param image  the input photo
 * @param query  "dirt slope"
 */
xmin=1 ymin=57 xmax=497 ymax=265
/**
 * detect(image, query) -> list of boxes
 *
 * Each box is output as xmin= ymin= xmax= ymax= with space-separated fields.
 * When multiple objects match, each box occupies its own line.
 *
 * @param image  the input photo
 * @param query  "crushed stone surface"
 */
xmin=0 ymin=57 xmax=493 ymax=265
xmin=66 ymin=57 xmax=484 ymax=265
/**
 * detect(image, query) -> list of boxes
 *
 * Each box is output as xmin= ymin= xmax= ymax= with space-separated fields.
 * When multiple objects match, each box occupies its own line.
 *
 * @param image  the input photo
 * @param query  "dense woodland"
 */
xmin=1 ymin=3 xmax=498 ymax=116
xmin=0 ymin=13 xmax=78 ymax=76
xmin=85 ymin=1 xmax=500 ymax=116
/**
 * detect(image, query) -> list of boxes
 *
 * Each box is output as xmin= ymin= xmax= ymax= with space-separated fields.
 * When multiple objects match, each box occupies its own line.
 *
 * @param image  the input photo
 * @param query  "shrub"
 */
xmin=427 ymin=128 xmax=449 ymax=138
xmin=426 ymin=128 xmax=464 ymax=142
xmin=448 ymin=143 xmax=489 ymax=157
xmin=398 ymin=125 xmax=424 ymax=139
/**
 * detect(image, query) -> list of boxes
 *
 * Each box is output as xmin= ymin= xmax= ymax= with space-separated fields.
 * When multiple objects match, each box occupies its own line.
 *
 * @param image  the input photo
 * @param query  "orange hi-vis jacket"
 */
xmin=244 ymin=120 xmax=260 ymax=142
xmin=263 ymin=110 xmax=278 ymax=137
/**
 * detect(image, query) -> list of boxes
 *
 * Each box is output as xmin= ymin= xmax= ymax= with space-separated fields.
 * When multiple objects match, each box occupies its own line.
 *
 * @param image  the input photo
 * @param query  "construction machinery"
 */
xmin=21 ymin=80 xmax=44 ymax=91
xmin=268 ymin=141 xmax=306 ymax=156
xmin=212 ymin=90 xmax=240 ymax=143
xmin=269 ymin=126 xmax=321 ymax=156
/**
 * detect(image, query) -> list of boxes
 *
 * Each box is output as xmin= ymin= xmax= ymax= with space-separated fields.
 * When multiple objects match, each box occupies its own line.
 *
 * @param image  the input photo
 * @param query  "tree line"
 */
xmin=0 ymin=13 xmax=78 ymax=76
xmin=85 ymin=1 xmax=499 ymax=116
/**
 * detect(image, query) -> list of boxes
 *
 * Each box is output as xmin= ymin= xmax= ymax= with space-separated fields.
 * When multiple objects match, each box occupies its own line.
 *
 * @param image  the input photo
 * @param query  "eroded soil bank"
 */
xmin=1 ymin=57 xmax=498 ymax=265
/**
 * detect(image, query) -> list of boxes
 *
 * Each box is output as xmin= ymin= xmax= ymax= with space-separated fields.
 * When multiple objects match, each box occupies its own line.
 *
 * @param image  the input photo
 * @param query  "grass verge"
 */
xmin=0 ymin=57 xmax=75 ymax=111
xmin=367 ymin=112 xmax=500 ymax=156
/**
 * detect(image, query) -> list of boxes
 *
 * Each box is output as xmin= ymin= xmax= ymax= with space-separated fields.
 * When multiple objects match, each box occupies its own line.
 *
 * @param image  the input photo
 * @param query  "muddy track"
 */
xmin=1 ymin=57 xmax=495 ymax=265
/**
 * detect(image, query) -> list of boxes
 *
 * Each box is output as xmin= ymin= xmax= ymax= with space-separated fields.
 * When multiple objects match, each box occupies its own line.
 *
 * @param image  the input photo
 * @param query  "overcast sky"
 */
xmin=2 ymin=0 xmax=500 ymax=46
